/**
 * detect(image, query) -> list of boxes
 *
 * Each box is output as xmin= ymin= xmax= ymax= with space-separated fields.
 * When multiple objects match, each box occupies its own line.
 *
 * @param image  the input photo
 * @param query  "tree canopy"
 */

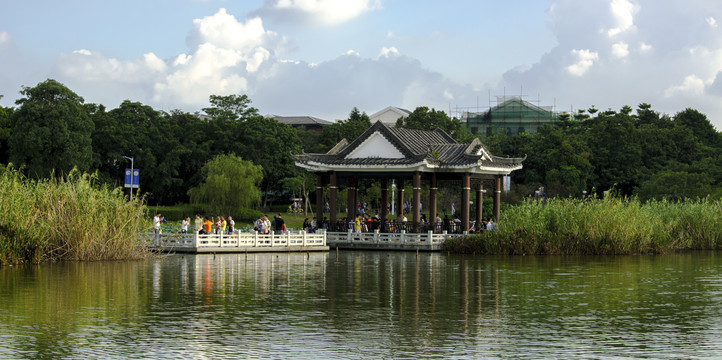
xmin=188 ymin=153 xmax=263 ymax=213
xmin=1 ymin=79 xmax=720 ymax=206
xmin=9 ymin=79 xmax=93 ymax=178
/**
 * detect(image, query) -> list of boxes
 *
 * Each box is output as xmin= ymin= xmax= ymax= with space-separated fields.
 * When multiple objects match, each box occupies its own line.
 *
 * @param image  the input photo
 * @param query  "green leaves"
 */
xmin=188 ymin=154 xmax=263 ymax=214
xmin=9 ymin=79 xmax=93 ymax=178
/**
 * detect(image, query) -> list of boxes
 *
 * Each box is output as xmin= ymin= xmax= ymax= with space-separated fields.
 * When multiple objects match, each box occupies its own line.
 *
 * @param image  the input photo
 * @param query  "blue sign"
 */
xmin=124 ymin=168 xmax=140 ymax=188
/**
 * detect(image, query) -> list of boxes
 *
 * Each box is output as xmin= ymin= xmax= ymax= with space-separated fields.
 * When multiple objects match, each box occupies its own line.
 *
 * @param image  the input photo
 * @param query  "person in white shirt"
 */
xmin=262 ymin=216 xmax=271 ymax=234
xmin=153 ymin=213 xmax=162 ymax=235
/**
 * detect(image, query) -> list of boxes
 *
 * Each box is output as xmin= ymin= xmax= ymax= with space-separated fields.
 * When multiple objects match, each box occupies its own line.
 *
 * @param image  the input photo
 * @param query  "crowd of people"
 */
xmin=152 ymin=203 xmax=497 ymax=236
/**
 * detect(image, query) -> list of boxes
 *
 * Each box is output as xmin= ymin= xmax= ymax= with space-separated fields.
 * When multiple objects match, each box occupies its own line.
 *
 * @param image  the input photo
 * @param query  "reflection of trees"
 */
xmin=2 ymin=252 xmax=722 ymax=357
xmin=0 ymin=261 xmax=150 ymax=357
xmin=322 ymin=251 xmax=505 ymax=354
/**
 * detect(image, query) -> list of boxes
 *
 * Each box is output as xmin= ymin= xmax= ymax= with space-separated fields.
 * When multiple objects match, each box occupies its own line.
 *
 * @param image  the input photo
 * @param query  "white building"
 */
xmin=369 ymin=106 xmax=411 ymax=127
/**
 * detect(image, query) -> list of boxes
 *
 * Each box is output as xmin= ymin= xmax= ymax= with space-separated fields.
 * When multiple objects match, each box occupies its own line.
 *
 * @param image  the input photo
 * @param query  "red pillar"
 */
xmin=412 ymin=172 xmax=421 ymax=232
xmin=329 ymin=171 xmax=337 ymax=230
xmin=494 ymin=175 xmax=501 ymax=222
xmin=475 ymin=180 xmax=483 ymax=230
xmin=429 ymin=173 xmax=437 ymax=232
xmin=316 ymin=173 xmax=324 ymax=225
xmin=347 ymin=178 xmax=356 ymax=223
xmin=461 ymin=172 xmax=470 ymax=232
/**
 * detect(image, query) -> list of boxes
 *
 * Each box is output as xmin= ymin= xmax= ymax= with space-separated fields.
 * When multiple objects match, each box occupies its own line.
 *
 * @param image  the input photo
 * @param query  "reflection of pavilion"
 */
xmin=294 ymin=121 xmax=524 ymax=238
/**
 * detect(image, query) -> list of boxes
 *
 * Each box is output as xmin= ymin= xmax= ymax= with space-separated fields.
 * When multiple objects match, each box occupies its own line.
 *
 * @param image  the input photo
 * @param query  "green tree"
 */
xmin=673 ymin=108 xmax=721 ymax=149
xmin=9 ymin=79 xmax=93 ymax=178
xmin=188 ymin=154 xmax=263 ymax=213
xmin=634 ymin=171 xmax=715 ymax=202
xmin=396 ymin=106 xmax=471 ymax=142
xmin=318 ymin=107 xmax=371 ymax=151
xmin=202 ymin=94 xmax=259 ymax=121
xmin=232 ymin=117 xmax=302 ymax=207
xmin=0 ymin=97 xmax=12 ymax=164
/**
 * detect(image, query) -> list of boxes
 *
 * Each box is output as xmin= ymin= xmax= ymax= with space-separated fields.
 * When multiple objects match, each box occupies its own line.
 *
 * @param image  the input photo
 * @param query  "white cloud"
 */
xmin=257 ymin=0 xmax=381 ymax=26
xmin=0 ymin=32 xmax=11 ymax=45
xmin=566 ymin=49 xmax=598 ymax=76
xmin=664 ymin=75 xmax=706 ymax=97
xmin=607 ymin=0 xmax=637 ymax=37
xmin=706 ymin=16 xmax=718 ymax=28
xmin=378 ymin=46 xmax=399 ymax=58
xmin=51 ymin=9 xmax=287 ymax=109
xmin=639 ymin=42 xmax=652 ymax=52
xmin=612 ymin=42 xmax=629 ymax=58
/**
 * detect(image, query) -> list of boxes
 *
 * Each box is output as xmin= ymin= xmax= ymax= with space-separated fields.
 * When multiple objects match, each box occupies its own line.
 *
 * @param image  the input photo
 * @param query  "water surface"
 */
xmin=1 ymin=251 xmax=721 ymax=359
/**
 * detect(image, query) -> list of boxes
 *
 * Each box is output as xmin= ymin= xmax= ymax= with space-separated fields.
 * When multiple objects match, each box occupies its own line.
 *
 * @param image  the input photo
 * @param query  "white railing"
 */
xmin=148 ymin=230 xmax=327 ymax=249
xmin=326 ymin=230 xmax=463 ymax=246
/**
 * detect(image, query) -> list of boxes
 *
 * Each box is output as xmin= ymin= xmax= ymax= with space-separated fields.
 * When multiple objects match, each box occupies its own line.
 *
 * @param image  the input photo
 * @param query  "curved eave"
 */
xmin=296 ymin=159 xmax=522 ymax=175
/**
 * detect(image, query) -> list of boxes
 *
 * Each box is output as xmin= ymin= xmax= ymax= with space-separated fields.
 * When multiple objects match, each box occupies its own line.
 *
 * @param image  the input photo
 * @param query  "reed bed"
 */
xmin=0 ymin=167 xmax=149 ymax=265
xmin=444 ymin=196 xmax=722 ymax=255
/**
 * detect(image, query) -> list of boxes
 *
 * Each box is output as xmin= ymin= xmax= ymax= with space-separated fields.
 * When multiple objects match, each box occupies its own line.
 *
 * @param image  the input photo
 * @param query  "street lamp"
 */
xmin=122 ymin=156 xmax=134 ymax=200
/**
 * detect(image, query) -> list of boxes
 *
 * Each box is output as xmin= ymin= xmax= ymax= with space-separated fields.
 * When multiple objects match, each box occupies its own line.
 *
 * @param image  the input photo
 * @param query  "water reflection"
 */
xmin=1 ymin=252 xmax=722 ymax=358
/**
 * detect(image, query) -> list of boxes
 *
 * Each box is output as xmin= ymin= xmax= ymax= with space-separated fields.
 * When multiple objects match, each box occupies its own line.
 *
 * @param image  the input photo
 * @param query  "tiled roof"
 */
xmin=271 ymin=115 xmax=332 ymax=126
xmin=295 ymin=121 xmax=524 ymax=170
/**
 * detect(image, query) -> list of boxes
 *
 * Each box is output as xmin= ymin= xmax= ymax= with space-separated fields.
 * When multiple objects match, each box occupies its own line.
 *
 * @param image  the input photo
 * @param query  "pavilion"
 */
xmin=294 ymin=121 xmax=524 ymax=233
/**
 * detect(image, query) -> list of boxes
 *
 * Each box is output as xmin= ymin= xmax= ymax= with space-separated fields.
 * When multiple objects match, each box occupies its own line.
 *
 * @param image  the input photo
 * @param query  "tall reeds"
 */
xmin=444 ymin=195 xmax=722 ymax=255
xmin=0 ymin=167 xmax=148 ymax=265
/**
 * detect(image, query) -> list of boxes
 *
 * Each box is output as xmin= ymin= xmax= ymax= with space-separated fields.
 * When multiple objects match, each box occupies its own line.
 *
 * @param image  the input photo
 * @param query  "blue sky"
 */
xmin=1 ymin=0 xmax=721 ymax=130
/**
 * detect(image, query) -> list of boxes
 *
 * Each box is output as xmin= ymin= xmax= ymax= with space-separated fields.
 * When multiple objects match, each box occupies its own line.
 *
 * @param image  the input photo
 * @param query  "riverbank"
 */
xmin=0 ymin=167 xmax=149 ymax=265
xmin=443 ymin=196 xmax=722 ymax=255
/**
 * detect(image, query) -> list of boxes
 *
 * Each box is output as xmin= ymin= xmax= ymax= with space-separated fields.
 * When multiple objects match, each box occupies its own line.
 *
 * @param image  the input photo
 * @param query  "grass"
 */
xmin=443 ymin=195 xmax=722 ymax=255
xmin=0 ymin=167 xmax=149 ymax=265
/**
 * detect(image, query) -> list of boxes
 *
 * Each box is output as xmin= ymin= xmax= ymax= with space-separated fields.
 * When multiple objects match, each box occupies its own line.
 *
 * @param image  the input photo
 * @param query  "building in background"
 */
xmin=369 ymin=106 xmax=411 ymax=127
xmin=464 ymin=96 xmax=558 ymax=138
xmin=267 ymin=115 xmax=332 ymax=132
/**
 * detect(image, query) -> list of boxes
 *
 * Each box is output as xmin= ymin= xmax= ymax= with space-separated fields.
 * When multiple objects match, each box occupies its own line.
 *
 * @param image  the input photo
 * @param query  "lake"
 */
xmin=1 ymin=251 xmax=722 ymax=359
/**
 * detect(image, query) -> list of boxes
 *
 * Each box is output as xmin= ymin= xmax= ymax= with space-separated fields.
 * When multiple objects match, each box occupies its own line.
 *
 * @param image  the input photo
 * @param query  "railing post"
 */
xmin=374 ymin=230 xmax=379 ymax=244
xmin=287 ymin=231 xmax=291 ymax=247
xmin=254 ymin=231 xmax=259 ymax=247
xmin=193 ymin=232 xmax=198 ymax=248
xmin=321 ymin=229 xmax=326 ymax=246
xmin=270 ymin=232 xmax=274 ymax=247
xmin=347 ymin=229 xmax=352 ymax=242
xmin=219 ymin=232 xmax=224 ymax=247
xmin=428 ymin=230 xmax=433 ymax=243
xmin=401 ymin=230 xmax=406 ymax=244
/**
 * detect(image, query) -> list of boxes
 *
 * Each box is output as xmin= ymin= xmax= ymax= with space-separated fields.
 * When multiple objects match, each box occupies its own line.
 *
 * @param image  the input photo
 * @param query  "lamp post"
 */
xmin=122 ymin=156 xmax=134 ymax=201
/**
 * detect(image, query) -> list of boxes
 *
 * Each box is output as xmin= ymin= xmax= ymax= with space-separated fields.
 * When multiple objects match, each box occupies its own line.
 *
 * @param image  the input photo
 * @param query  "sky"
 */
xmin=1 ymin=0 xmax=722 ymax=130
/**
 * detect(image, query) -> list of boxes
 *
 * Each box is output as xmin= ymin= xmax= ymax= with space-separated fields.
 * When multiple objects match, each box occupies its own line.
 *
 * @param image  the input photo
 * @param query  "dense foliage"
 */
xmin=482 ymin=104 xmax=722 ymax=201
xmin=0 ymin=166 xmax=147 ymax=265
xmin=188 ymin=153 xmax=263 ymax=214
xmin=443 ymin=196 xmax=722 ymax=255
xmin=1 ymin=80 xmax=720 ymax=209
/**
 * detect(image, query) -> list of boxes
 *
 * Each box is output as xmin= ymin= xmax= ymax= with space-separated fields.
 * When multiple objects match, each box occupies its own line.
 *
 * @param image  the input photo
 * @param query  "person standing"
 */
xmin=203 ymin=217 xmax=213 ymax=234
xmin=262 ymin=216 xmax=271 ymax=234
xmin=228 ymin=216 xmax=235 ymax=235
xmin=153 ymin=213 xmax=162 ymax=236
xmin=274 ymin=213 xmax=285 ymax=234
xmin=194 ymin=214 xmax=203 ymax=234
xmin=354 ymin=215 xmax=362 ymax=233
xmin=181 ymin=217 xmax=189 ymax=234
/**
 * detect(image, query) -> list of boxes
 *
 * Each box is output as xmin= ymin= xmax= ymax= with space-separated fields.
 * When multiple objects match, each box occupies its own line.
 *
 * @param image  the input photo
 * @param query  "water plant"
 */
xmin=444 ymin=195 xmax=722 ymax=255
xmin=0 ymin=166 xmax=148 ymax=265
